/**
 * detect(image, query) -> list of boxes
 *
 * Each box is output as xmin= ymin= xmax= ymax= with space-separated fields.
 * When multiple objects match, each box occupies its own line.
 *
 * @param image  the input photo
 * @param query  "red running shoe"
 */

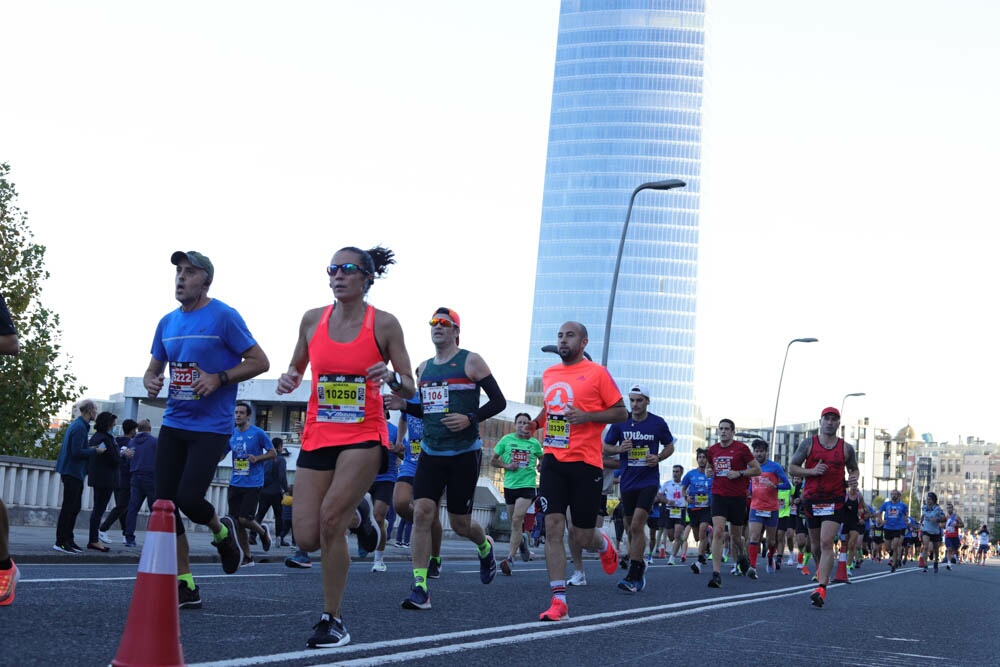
xmin=539 ymin=596 xmax=569 ymax=621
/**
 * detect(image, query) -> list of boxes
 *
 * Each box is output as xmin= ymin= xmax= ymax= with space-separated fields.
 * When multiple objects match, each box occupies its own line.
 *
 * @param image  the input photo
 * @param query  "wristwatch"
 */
xmin=218 ymin=370 xmax=230 ymax=386
xmin=387 ymin=371 xmax=402 ymax=392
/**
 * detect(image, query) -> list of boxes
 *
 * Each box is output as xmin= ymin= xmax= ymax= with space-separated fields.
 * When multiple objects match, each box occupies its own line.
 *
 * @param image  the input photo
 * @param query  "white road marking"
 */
xmin=20 ymin=574 xmax=285 ymax=584
xmin=189 ymin=569 xmax=914 ymax=667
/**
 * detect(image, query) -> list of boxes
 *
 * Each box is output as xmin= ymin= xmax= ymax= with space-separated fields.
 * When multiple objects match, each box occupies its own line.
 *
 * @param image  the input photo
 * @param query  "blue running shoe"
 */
xmin=480 ymin=536 xmax=497 ymax=584
xmin=401 ymin=584 xmax=431 ymax=610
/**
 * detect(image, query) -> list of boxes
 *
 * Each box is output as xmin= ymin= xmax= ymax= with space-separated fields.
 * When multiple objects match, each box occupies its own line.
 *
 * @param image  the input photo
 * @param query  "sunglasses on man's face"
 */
xmin=428 ymin=318 xmax=455 ymax=328
xmin=327 ymin=263 xmax=368 ymax=276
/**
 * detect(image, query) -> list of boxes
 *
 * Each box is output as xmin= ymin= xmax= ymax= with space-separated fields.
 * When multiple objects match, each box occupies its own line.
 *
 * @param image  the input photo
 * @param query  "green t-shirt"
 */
xmin=778 ymin=488 xmax=791 ymax=518
xmin=494 ymin=433 xmax=543 ymax=490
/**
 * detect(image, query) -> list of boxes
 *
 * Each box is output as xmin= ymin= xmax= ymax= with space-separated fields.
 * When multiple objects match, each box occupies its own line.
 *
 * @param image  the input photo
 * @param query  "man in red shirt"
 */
xmin=531 ymin=321 xmax=627 ymax=621
xmin=788 ymin=407 xmax=860 ymax=608
xmin=705 ymin=419 xmax=761 ymax=588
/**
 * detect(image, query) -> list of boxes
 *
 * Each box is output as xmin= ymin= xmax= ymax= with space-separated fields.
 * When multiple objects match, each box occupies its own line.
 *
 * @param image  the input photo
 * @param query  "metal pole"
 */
xmin=769 ymin=337 xmax=818 ymax=447
xmin=600 ymin=179 xmax=685 ymax=367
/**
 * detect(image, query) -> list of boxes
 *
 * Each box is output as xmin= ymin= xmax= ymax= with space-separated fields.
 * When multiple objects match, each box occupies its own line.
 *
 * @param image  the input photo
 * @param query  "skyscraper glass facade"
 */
xmin=526 ymin=0 xmax=704 ymax=461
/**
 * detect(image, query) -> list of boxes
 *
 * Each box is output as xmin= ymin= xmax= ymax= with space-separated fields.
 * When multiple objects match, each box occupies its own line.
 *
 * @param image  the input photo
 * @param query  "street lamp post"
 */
xmin=769 ymin=337 xmax=818 ymax=449
xmin=541 ymin=344 xmax=591 ymax=361
xmin=840 ymin=392 xmax=866 ymax=438
xmin=601 ymin=179 xmax=686 ymax=367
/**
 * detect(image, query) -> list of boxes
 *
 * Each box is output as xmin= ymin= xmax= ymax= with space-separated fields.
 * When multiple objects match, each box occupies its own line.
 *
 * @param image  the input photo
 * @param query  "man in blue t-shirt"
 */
xmin=143 ymin=250 xmax=269 ymax=610
xmin=682 ymin=448 xmax=714 ymax=573
xmin=603 ymin=383 xmax=674 ymax=593
xmin=229 ymin=402 xmax=275 ymax=566
xmin=877 ymin=489 xmax=909 ymax=572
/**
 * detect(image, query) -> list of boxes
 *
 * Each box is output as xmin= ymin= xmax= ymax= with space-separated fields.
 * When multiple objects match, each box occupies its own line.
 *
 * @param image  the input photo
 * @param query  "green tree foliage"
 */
xmin=0 ymin=162 xmax=83 ymax=458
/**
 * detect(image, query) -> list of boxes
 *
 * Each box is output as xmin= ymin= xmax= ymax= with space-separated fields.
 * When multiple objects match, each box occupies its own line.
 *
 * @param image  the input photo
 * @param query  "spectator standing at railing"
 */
xmin=86 ymin=411 xmax=121 ymax=553
xmin=98 ymin=418 xmax=138 ymax=545
xmin=54 ymin=399 xmax=103 ymax=555
xmin=123 ymin=419 xmax=158 ymax=547
xmin=0 ymin=292 xmax=21 ymax=606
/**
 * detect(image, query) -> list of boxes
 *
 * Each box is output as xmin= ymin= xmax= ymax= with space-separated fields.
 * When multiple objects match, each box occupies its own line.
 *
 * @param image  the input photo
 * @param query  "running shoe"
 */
xmin=480 ymin=536 xmax=497 ymax=584
xmin=427 ymin=557 xmax=442 ymax=579
xmin=708 ymin=572 xmax=722 ymax=588
xmin=352 ymin=494 xmax=380 ymax=555
xmin=240 ymin=556 xmax=255 ymax=568
xmin=68 ymin=543 xmax=85 ymax=554
xmin=178 ymin=582 xmax=202 ymax=610
xmin=123 ymin=540 xmax=137 ymax=548
xmin=691 ymin=561 xmax=702 ymax=574
xmin=214 ymin=516 xmax=243 ymax=574
xmin=519 ymin=539 xmax=531 ymax=562
xmin=774 ymin=559 xmax=781 ymax=572
xmin=52 ymin=544 xmax=77 ymax=555
xmin=500 ymin=558 xmax=512 ymax=576
xmin=619 ymin=555 xmax=629 ymax=570
xmin=933 ymin=561 xmax=939 ymax=573
xmin=801 ymin=566 xmax=810 ymax=577
xmin=98 ymin=531 xmax=111 ymax=545
xmin=599 ymin=533 xmax=619 ymax=575
xmin=617 ymin=572 xmax=646 ymax=593
xmin=372 ymin=561 xmax=387 ymax=573
xmin=0 ymin=560 xmax=19 ymax=607
xmin=681 ymin=554 xmax=687 ymax=563
xmin=307 ymin=613 xmax=350 ymax=648
xmin=285 ymin=550 xmax=313 ymax=569
xmin=645 ymin=553 xmax=653 ymax=565
xmin=738 ymin=556 xmax=750 ymax=575
xmin=810 ymin=586 xmax=826 ymax=608
xmin=667 ymin=557 xmax=676 ymax=566
xmin=539 ymin=596 xmax=569 ymax=621
xmin=767 ymin=553 xmax=774 ymax=572
xmin=945 ymin=563 xmax=952 ymax=571
xmin=747 ymin=566 xmax=758 ymax=580
xmin=401 ymin=584 xmax=431 ymax=610
xmin=260 ymin=524 xmax=272 ymax=552
xmin=567 ymin=570 xmax=588 ymax=586
xmin=730 ymin=564 xmax=739 ymax=575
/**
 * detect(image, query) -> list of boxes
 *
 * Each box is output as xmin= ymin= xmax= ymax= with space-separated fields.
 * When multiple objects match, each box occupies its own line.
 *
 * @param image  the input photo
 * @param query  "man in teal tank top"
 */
xmin=390 ymin=307 xmax=507 ymax=610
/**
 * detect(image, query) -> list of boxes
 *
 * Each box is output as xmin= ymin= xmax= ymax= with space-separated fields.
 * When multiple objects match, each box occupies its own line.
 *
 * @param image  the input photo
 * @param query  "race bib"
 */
xmin=421 ymin=383 xmax=450 ymax=414
xmin=669 ymin=508 xmax=682 ymax=518
xmin=695 ymin=494 xmax=709 ymax=506
xmin=233 ymin=458 xmax=250 ymax=476
xmin=169 ymin=362 xmax=200 ymax=401
xmin=755 ymin=510 xmax=772 ymax=518
xmin=511 ymin=449 xmax=530 ymax=468
xmin=813 ymin=503 xmax=835 ymax=517
xmin=713 ymin=457 xmax=731 ymax=476
xmin=316 ymin=374 xmax=366 ymax=423
xmin=410 ymin=439 xmax=421 ymax=458
xmin=544 ymin=414 xmax=569 ymax=449
xmin=628 ymin=446 xmax=649 ymax=467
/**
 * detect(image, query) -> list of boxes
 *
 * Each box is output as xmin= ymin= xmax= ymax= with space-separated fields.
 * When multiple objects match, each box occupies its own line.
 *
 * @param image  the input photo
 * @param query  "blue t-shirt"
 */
xmin=921 ymin=505 xmax=945 ymax=535
xmin=879 ymin=500 xmax=909 ymax=531
xmin=681 ymin=468 xmax=713 ymax=508
xmin=398 ymin=398 xmax=423 ymax=479
xmin=152 ymin=299 xmax=257 ymax=435
xmin=375 ymin=422 xmax=399 ymax=483
xmin=228 ymin=425 xmax=273 ymax=488
xmin=604 ymin=412 xmax=674 ymax=492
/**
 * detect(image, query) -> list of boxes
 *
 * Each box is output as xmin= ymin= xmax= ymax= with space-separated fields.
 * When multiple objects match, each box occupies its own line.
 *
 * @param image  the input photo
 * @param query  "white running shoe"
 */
xmin=567 ymin=570 xmax=588 ymax=586
xmin=98 ymin=531 xmax=111 ymax=545
xmin=372 ymin=561 xmax=387 ymax=572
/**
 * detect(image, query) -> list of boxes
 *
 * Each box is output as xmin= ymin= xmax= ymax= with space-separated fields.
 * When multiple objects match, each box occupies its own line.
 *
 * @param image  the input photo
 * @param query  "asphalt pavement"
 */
xmin=4 ymin=534 xmax=998 ymax=667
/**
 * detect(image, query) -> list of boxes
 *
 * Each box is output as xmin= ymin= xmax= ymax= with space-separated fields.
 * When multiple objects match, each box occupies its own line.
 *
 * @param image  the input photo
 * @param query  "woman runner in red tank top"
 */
xmin=277 ymin=245 xmax=414 ymax=648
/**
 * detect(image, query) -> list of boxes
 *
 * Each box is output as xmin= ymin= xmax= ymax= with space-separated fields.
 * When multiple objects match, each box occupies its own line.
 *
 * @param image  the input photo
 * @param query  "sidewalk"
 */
xmin=7 ymin=523 xmax=520 ymax=565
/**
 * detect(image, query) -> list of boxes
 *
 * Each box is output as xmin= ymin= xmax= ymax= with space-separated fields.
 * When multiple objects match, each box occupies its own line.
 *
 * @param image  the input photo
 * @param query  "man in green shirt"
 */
xmin=491 ymin=413 xmax=543 ymax=575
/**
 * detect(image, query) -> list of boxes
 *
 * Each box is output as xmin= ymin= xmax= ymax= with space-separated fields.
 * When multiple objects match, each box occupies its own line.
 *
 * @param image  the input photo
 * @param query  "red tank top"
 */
xmin=301 ymin=304 xmax=388 ymax=451
xmin=802 ymin=436 xmax=846 ymax=502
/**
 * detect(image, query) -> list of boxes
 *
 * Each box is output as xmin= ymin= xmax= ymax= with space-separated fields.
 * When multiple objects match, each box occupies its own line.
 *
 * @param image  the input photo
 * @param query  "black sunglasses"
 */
xmin=327 ymin=263 xmax=370 ymax=277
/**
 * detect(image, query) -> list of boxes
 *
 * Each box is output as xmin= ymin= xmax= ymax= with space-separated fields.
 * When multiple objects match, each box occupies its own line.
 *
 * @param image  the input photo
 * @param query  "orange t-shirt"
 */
xmin=539 ymin=359 xmax=622 ymax=469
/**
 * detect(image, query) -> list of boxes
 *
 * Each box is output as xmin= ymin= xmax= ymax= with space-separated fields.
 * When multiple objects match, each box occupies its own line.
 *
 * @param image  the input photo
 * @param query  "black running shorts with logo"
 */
xmin=412 ymin=449 xmax=482 ymax=516
xmin=504 ymin=486 xmax=536 ymax=506
xmin=538 ymin=454 xmax=603 ymax=529
xmin=711 ymin=494 xmax=748 ymax=526
xmin=620 ymin=486 xmax=658 ymax=517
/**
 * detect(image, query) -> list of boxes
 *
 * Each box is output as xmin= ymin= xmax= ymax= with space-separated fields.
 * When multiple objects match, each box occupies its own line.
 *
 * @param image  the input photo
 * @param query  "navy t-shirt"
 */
xmin=604 ymin=413 xmax=674 ymax=492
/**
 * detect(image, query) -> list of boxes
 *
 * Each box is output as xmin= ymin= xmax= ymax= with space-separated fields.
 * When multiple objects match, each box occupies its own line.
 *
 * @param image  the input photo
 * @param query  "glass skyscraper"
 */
xmin=525 ymin=0 xmax=705 ymax=461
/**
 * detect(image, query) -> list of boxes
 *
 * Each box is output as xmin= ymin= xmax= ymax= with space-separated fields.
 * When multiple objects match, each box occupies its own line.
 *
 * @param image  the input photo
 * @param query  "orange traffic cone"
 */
xmin=832 ymin=551 xmax=850 ymax=583
xmin=112 ymin=499 xmax=185 ymax=667
xmin=659 ymin=546 xmax=666 ymax=559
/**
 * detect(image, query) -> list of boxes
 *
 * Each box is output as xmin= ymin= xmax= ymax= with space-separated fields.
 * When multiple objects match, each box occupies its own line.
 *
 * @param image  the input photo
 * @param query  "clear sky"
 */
xmin=2 ymin=1 xmax=997 ymax=443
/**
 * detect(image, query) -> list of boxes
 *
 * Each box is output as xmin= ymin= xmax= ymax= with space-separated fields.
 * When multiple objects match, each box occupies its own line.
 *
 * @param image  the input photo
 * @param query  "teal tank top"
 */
xmin=419 ymin=349 xmax=481 ymax=455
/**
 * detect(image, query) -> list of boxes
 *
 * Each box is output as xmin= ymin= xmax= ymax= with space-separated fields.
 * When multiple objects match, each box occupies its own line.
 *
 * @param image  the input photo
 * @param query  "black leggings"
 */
xmin=155 ymin=425 xmax=230 ymax=535
xmin=100 ymin=486 xmax=131 ymax=532
xmin=89 ymin=487 xmax=114 ymax=544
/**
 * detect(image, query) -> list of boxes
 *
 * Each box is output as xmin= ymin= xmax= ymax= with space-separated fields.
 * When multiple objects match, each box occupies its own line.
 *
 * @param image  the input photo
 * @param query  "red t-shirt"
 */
xmin=706 ymin=441 xmax=754 ymax=497
xmin=539 ymin=359 xmax=622 ymax=469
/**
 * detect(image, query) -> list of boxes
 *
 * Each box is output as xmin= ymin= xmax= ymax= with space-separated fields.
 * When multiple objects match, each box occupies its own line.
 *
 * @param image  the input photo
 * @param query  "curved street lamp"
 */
xmin=770 ymin=337 xmax=818 ymax=447
xmin=601 ymin=179 xmax=686 ymax=366
xmin=840 ymin=392 xmax=866 ymax=438
xmin=541 ymin=344 xmax=591 ymax=362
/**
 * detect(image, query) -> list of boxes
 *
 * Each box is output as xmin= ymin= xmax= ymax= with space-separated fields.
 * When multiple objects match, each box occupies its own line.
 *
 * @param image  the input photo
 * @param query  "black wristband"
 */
xmin=218 ymin=370 xmax=230 ymax=386
xmin=465 ymin=412 xmax=479 ymax=427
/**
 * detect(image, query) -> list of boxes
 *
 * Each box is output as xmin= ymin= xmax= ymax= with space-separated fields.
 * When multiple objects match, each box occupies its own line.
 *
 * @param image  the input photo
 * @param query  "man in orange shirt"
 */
xmin=531 ymin=322 xmax=627 ymax=621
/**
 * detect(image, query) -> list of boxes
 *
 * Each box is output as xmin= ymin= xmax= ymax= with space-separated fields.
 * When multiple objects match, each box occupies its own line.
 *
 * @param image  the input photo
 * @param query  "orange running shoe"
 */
xmin=810 ymin=586 xmax=826 ymax=608
xmin=539 ymin=596 xmax=569 ymax=621
xmin=801 ymin=566 xmax=810 ymax=576
xmin=0 ymin=560 xmax=18 ymax=607
xmin=599 ymin=533 xmax=619 ymax=575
